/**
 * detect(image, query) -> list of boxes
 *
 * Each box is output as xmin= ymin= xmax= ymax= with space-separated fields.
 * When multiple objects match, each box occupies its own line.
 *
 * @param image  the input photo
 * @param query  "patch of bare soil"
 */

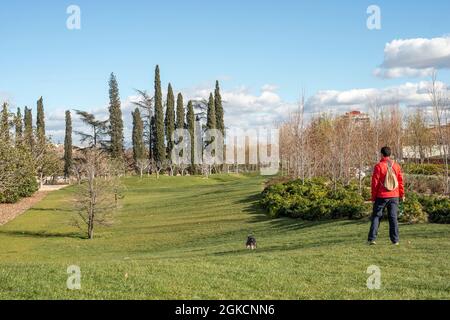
xmin=0 ymin=185 xmax=68 ymax=226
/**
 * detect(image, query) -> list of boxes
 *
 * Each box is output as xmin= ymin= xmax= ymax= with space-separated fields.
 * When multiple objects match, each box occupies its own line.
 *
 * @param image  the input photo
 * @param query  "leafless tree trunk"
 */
xmin=73 ymin=148 xmax=122 ymax=239
xmin=429 ymin=72 xmax=449 ymax=194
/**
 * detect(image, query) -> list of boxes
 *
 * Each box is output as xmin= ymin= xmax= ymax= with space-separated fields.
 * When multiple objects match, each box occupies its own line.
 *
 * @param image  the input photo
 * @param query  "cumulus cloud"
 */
xmin=43 ymin=79 xmax=450 ymax=145
xmin=375 ymin=36 xmax=450 ymax=79
xmin=306 ymin=81 xmax=449 ymax=113
xmin=46 ymin=83 xmax=297 ymax=145
xmin=46 ymin=107 xmax=108 ymax=145
xmin=261 ymin=84 xmax=279 ymax=92
xmin=0 ymin=91 xmax=13 ymax=104
xmin=374 ymin=67 xmax=435 ymax=79
xmin=183 ymin=83 xmax=296 ymax=129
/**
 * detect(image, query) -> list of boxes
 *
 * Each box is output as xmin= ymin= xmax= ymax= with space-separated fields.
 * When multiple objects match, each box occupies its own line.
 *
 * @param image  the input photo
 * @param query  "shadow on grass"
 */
xmin=27 ymin=207 xmax=77 ymax=214
xmin=212 ymin=237 xmax=352 ymax=257
xmin=0 ymin=230 xmax=86 ymax=239
xmin=237 ymin=193 xmax=369 ymax=232
xmin=236 ymin=193 xmax=266 ymax=216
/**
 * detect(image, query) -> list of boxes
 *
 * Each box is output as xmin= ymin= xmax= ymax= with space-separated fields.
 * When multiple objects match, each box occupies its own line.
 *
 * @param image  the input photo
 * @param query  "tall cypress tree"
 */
xmin=0 ymin=103 xmax=9 ymax=143
xmin=165 ymin=83 xmax=175 ymax=160
xmin=154 ymin=65 xmax=165 ymax=163
xmin=214 ymin=81 xmax=225 ymax=134
xmin=64 ymin=110 xmax=73 ymax=178
xmin=36 ymin=97 xmax=45 ymax=147
xmin=132 ymin=108 xmax=145 ymax=164
xmin=108 ymin=73 xmax=124 ymax=160
xmin=186 ymin=100 xmax=195 ymax=170
xmin=24 ymin=107 xmax=34 ymax=150
xmin=176 ymin=93 xmax=185 ymax=130
xmin=15 ymin=107 xmax=23 ymax=147
xmin=150 ymin=115 xmax=157 ymax=160
xmin=206 ymin=93 xmax=216 ymax=130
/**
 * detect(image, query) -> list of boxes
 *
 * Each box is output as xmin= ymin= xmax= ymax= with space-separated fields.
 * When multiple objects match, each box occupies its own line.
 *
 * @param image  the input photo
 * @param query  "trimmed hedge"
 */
xmin=403 ymin=163 xmax=446 ymax=176
xmin=399 ymin=192 xmax=428 ymax=224
xmin=261 ymin=179 xmax=449 ymax=224
xmin=399 ymin=192 xmax=449 ymax=224
xmin=418 ymin=195 xmax=450 ymax=224
xmin=260 ymin=179 xmax=370 ymax=220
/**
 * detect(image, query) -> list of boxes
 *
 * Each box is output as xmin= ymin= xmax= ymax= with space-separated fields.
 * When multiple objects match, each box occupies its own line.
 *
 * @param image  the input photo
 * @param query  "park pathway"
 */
xmin=0 ymin=185 xmax=68 ymax=226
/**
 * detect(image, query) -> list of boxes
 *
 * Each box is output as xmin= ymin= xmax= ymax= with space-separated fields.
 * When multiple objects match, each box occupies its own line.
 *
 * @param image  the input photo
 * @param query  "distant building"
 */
xmin=403 ymin=145 xmax=448 ymax=162
xmin=341 ymin=110 xmax=370 ymax=124
xmin=340 ymin=110 xmax=370 ymax=125
xmin=403 ymin=123 xmax=450 ymax=163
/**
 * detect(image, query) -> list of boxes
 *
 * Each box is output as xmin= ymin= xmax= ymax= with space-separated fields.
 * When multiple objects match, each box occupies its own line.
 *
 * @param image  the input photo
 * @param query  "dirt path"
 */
xmin=0 ymin=185 xmax=68 ymax=226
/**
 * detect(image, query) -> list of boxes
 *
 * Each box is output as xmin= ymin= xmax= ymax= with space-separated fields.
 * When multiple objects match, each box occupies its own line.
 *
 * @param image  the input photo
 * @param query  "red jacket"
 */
xmin=371 ymin=157 xmax=404 ymax=201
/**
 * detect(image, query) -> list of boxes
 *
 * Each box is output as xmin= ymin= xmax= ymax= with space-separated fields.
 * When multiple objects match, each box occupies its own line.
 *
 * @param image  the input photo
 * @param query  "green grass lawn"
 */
xmin=0 ymin=174 xmax=449 ymax=299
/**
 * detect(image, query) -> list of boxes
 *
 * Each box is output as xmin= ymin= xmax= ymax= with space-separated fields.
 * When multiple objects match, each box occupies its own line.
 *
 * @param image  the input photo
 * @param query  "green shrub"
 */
xmin=17 ymin=175 xmax=39 ymax=198
xmin=361 ymin=186 xmax=372 ymax=202
xmin=0 ymin=142 xmax=38 ymax=204
xmin=261 ymin=179 xmax=370 ymax=221
xmin=400 ymin=193 xmax=428 ymax=224
xmin=405 ymin=174 xmax=446 ymax=195
xmin=418 ymin=195 xmax=450 ymax=224
xmin=0 ymin=189 xmax=21 ymax=204
xmin=403 ymin=163 xmax=445 ymax=176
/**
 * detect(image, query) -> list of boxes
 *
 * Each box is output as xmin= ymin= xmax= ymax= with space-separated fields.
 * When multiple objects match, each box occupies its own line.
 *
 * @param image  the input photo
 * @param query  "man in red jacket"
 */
xmin=368 ymin=146 xmax=405 ymax=246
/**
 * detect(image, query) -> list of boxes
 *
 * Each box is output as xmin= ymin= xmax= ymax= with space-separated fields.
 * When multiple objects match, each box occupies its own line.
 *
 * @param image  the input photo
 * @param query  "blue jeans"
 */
xmin=368 ymin=198 xmax=400 ymax=243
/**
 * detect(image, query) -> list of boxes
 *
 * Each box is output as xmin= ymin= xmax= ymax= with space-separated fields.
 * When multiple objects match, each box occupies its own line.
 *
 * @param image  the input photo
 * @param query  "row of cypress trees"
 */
xmin=62 ymin=72 xmax=124 ymax=177
xmin=131 ymin=65 xmax=225 ymax=171
xmin=60 ymin=65 xmax=225 ymax=176
xmin=0 ymin=98 xmax=52 ymax=203
xmin=1 ymin=98 xmax=46 ymax=152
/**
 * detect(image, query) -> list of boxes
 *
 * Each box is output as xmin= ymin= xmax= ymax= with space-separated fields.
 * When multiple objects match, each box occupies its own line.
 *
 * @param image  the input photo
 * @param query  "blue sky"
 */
xmin=1 ymin=0 xmax=450 ymax=141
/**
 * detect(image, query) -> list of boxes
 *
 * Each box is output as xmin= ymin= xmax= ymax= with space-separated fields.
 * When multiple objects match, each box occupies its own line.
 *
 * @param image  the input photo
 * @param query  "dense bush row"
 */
xmin=261 ymin=179 xmax=450 ymax=224
xmin=400 ymin=193 xmax=450 ymax=224
xmin=404 ymin=175 xmax=446 ymax=195
xmin=400 ymin=192 xmax=428 ymax=224
xmin=260 ymin=179 xmax=370 ymax=220
xmin=417 ymin=195 xmax=450 ymax=224
xmin=403 ymin=163 xmax=447 ymax=176
xmin=0 ymin=142 xmax=39 ymax=204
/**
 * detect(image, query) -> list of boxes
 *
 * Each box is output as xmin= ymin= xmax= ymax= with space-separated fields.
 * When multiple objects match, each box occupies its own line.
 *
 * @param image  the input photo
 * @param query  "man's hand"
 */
xmin=401 ymin=196 xmax=406 ymax=202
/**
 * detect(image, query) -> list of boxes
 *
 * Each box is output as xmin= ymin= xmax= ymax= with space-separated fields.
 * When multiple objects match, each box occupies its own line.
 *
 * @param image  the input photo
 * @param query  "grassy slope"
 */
xmin=0 ymin=174 xmax=449 ymax=300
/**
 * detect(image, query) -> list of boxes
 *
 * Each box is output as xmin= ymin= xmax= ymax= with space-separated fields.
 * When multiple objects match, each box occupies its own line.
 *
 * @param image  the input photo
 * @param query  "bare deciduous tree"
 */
xmin=72 ymin=149 xmax=123 ymax=239
xmin=132 ymin=90 xmax=155 ymax=164
xmin=429 ymin=72 xmax=449 ymax=194
xmin=136 ymin=158 xmax=150 ymax=179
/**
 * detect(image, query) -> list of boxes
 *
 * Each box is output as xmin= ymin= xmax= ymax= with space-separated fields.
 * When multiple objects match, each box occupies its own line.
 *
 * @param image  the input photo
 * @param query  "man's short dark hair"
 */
xmin=381 ymin=146 xmax=391 ymax=157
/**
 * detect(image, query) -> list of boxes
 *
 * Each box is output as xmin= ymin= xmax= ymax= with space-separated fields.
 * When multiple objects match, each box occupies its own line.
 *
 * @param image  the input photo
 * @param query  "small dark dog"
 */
xmin=246 ymin=235 xmax=257 ymax=250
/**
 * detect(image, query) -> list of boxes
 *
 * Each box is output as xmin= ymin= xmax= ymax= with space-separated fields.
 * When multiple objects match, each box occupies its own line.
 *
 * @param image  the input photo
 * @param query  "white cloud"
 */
xmin=61 ymin=77 xmax=445 ymax=143
xmin=261 ymin=84 xmax=279 ymax=92
xmin=183 ymin=83 xmax=296 ymax=128
xmin=374 ymin=67 xmax=435 ymax=79
xmin=41 ymin=79 xmax=450 ymax=146
xmin=306 ymin=81 xmax=449 ymax=113
xmin=375 ymin=36 xmax=450 ymax=79
xmin=0 ymin=91 xmax=13 ymax=105
xmin=47 ymin=105 xmax=110 ymax=145
xmin=46 ymin=83 xmax=295 ymax=145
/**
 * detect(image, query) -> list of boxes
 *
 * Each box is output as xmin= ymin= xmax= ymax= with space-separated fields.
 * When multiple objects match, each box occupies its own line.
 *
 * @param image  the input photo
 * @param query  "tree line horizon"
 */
xmin=1 ymin=65 xmax=227 ymax=179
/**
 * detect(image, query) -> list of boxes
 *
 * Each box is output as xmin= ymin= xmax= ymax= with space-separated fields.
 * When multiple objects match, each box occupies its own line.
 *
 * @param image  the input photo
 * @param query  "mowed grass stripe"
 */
xmin=0 ymin=174 xmax=449 ymax=299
